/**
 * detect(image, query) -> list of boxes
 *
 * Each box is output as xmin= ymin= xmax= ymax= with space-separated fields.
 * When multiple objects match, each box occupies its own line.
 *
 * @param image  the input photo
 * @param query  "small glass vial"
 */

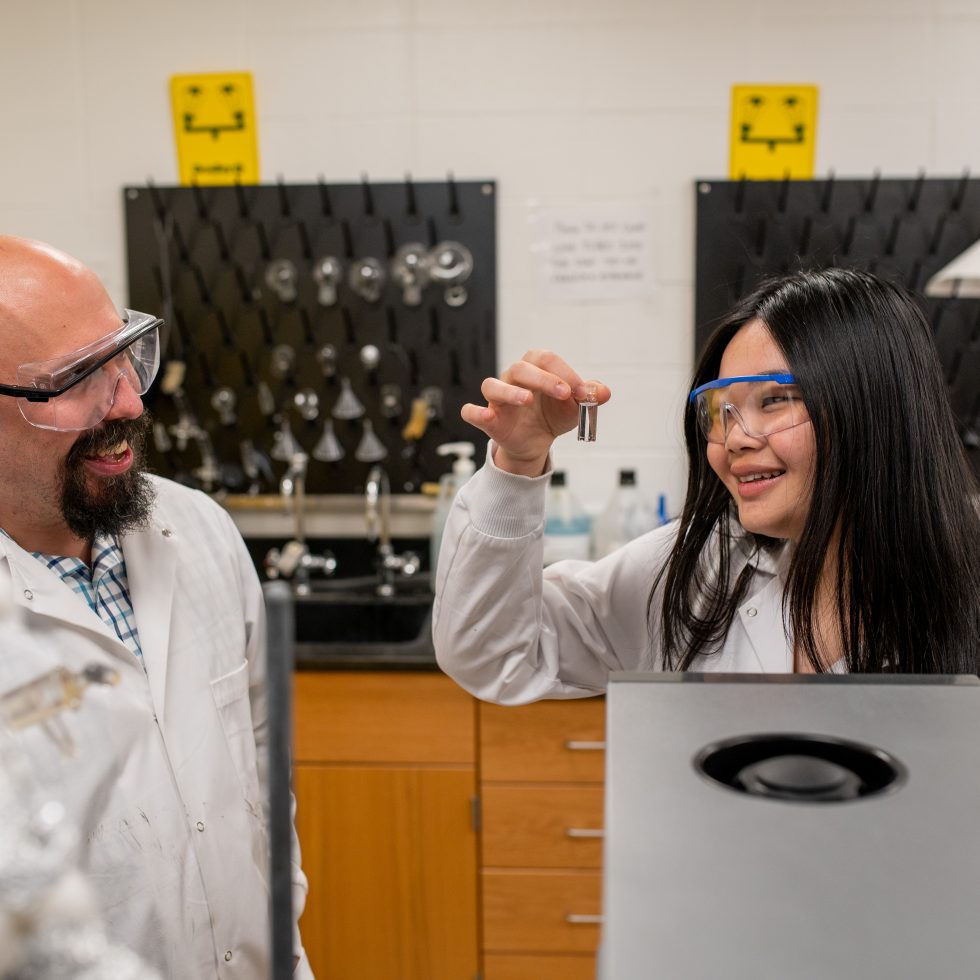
xmin=577 ymin=385 xmax=598 ymax=442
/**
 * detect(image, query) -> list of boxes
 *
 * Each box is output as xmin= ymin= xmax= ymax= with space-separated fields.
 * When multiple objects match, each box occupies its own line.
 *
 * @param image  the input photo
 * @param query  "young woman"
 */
xmin=432 ymin=268 xmax=980 ymax=704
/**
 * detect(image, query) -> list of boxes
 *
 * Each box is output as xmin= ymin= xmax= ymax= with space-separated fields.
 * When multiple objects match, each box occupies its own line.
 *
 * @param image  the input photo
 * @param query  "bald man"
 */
xmin=0 ymin=237 xmax=314 ymax=979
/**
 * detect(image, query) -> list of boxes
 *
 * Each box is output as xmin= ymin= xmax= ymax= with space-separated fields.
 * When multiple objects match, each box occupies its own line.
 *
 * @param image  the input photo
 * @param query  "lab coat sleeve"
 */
xmin=224 ymin=512 xmax=314 ymax=977
xmin=432 ymin=446 xmax=677 ymax=705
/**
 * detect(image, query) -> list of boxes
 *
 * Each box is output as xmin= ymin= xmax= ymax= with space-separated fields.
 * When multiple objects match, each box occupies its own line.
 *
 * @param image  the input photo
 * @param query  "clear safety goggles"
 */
xmin=0 ymin=310 xmax=162 ymax=432
xmin=689 ymin=373 xmax=809 ymax=445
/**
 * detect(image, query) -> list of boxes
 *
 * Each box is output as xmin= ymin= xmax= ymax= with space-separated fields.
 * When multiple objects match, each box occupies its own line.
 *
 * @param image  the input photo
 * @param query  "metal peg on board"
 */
xmin=124 ymin=178 xmax=498 ymax=495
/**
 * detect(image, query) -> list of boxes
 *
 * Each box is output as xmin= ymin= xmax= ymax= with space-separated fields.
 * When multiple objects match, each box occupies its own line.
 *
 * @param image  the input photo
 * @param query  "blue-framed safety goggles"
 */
xmin=689 ymin=373 xmax=809 ymax=444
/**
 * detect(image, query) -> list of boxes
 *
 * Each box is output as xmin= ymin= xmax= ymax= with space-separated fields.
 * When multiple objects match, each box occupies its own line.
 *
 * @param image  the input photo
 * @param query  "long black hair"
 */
xmin=653 ymin=267 xmax=980 ymax=673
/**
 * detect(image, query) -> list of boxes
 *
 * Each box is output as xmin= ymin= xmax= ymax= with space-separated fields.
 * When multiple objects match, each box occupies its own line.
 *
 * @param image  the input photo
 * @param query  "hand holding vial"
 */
xmin=460 ymin=349 xmax=610 ymax=477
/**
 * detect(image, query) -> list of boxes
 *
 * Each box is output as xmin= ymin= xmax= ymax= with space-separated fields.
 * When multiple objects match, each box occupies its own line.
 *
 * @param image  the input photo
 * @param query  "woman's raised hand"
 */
xmin=460 ymin=349 xmax=611 ymax=476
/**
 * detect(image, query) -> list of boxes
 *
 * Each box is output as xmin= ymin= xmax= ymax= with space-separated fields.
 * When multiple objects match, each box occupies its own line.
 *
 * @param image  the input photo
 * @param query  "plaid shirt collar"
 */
xmin=34 ymin=531 xmax=121 ymax=580
xmin=0 ymin=528 xmax=143 ymax=660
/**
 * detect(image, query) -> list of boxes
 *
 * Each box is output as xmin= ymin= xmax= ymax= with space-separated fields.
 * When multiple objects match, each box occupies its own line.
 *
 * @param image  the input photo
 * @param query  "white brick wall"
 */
xmin=1 ymin=0 xmax=977 ymax=512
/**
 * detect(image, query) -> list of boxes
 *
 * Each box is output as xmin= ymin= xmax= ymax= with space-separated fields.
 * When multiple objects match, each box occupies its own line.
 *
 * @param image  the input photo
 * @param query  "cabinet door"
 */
xmin=295 ymin=764 xmax=479 ymax=980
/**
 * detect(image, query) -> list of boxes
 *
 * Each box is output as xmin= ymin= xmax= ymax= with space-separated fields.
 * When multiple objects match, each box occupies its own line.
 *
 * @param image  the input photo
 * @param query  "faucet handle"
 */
xmin=383 ymin=550 xmax=421 ymax=576
xmin=280 ymin=540 xmax=308 ymax=576
xmin=304 ymin=549 xmax=338 ymax=577
xmin=263 ymin=541 xmax=307 ymax=579
xmin=263 ymin=547 xmax=282 ymax=579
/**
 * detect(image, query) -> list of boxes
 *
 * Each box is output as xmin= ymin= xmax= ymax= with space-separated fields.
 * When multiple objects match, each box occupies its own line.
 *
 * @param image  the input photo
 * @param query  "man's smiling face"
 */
xmin=0 ymin=237 xmax=155 ymax=554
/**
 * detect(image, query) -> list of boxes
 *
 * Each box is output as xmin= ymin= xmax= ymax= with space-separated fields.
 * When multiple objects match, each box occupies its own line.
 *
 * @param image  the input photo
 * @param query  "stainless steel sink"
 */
xmin=291 ymin=575 xmax=434 ymax=665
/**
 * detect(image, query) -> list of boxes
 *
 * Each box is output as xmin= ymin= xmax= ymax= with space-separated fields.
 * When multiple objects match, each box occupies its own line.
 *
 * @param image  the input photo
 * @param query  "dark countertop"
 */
xmin=295 ymin=642 xmax=438 ymax=671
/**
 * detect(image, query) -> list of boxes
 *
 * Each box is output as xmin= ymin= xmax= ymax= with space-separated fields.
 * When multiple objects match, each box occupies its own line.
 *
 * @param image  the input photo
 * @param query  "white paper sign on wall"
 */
xmin=530 ymin=203 xmax=657 ymax=303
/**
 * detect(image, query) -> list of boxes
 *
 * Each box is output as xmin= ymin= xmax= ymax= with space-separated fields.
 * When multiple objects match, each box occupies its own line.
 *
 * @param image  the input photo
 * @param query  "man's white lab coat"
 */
xmin=0 ymin=475 xmax=314 ymax=979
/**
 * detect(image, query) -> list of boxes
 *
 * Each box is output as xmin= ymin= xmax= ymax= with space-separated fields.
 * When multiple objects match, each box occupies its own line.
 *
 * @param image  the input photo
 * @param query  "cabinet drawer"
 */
xmin=480 ymin=698 xmax=606 ymax=782
xmin=482 ymin=870 xmax=602 ymax=954
xmin=484 ymin=953 xmax=596 ymax=980
xmin=293 ymin=672 xmax=475 ymax=764
xmin=482 ymin=785 xmax=604 ymax=869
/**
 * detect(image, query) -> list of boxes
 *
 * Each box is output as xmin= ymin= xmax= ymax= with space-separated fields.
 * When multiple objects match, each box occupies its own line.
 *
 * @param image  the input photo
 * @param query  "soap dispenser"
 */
xmin=430 ymin=441 xmax=476 ymax=582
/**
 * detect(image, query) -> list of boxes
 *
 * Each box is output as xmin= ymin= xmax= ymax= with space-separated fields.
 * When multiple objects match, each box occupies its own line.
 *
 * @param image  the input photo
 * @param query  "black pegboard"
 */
xmin=695 ymin=174 xmax=980 ymax=476
xmin=124 ymin=178 xmax=496 ymax=494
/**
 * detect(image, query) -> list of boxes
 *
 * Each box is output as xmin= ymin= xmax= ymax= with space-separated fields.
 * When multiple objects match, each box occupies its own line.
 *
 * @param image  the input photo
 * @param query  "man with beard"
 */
xmin=0 ymin=237 xmax=315 ymax=979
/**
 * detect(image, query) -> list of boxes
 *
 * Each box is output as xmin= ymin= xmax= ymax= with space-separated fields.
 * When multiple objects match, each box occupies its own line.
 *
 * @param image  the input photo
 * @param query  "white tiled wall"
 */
xmin=1 ymin=0 xmax=978 ymax=513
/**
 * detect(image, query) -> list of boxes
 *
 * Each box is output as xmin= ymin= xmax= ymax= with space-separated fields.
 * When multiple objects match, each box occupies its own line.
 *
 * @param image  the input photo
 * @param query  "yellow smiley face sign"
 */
xmin=170 ymin=72 xmax=260 ymax=185
xmin=730 ymin=84 xmax=818 ymax=180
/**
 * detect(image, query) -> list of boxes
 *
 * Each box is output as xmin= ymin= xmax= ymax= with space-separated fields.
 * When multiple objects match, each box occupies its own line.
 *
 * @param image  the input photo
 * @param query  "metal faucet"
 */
xmin=365 ymin=465 xmax=420 ymax=597
xmin=365 ymin=464 xmax=391 ymax=553
xmin=281 ymin=451 xmax=309 ymax=540
xmin=264 ymin=451 xmax=336 ymax=595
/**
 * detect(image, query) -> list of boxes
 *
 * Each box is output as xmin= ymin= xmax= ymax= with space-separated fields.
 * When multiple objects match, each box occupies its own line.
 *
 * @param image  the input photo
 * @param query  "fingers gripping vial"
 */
xmin=577 ymin=385 xmax=598 ymax=442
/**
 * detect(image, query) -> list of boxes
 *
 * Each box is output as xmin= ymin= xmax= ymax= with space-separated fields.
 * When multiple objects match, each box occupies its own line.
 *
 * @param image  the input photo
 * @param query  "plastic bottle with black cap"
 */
xmin=543 ymin=470 xmax=592 ymax=565
xmin=592 ymin=469 xmax=662 ymax=559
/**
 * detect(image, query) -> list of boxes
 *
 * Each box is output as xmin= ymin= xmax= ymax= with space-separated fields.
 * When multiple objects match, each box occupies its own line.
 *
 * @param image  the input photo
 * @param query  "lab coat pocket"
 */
xmin=209 ymin=659 xmax=262 ymax=808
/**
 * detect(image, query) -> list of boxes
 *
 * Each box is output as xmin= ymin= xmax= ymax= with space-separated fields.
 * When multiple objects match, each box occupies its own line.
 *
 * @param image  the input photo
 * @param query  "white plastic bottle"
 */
xmin=543 ymin=470 xmax=592 ymax=565
xmin=430 ymin=441 xmax=476 ymax=581
xmin=592 ymin=469 xmax=661 ymax=559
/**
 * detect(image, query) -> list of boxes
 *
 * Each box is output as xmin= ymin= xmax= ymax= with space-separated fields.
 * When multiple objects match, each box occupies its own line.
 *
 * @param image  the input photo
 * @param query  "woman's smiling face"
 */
xmin=706 ymin=319 xmax=816 ymax=543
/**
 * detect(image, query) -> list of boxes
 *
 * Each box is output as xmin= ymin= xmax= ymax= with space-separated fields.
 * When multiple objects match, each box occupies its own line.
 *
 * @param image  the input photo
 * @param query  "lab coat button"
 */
xmin=224 ymin=951 xmax=233 ymax=962
xmin=196 ymin=821 xmax=205 ymax=832
xmin=746 ymin=607 xmax=758 ymax=618
xmin=23 ymin=589 xmax=33 ymax=601
xmin=162 ymin=528 xmax=173 ymax=538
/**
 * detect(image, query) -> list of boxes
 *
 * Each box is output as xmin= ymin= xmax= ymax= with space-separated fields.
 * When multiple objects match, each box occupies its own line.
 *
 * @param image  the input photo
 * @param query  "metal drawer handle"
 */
xmin=564 ymin=740 xmax=606 ymax=751
xmin=565 ymin=827 xmax=604 ymax=839
xmin=565 ymin=913 xmax=604 ymax=925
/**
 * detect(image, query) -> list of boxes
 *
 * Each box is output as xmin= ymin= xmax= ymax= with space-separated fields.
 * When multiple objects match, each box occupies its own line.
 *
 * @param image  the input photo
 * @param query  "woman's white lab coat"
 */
xmin=0 ymin=475 xmax=313 ymax=979
xmin=433 ymin=451 xmax=799 ymax=705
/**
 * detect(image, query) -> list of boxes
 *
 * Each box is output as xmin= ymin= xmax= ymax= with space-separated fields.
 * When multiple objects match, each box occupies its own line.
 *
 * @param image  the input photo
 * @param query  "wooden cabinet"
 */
xmin=479 ymin=698 xmax=606 ymax=980
xmin=293 ymin=672 xmax=479 ymax=980
xmin=291 ymin=675 xmax=605 ymax=980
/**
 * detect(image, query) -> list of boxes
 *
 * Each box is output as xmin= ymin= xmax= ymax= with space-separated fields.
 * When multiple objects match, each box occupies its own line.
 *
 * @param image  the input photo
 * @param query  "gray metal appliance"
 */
xmin=601 ymin=673 xmax=980 ymax=979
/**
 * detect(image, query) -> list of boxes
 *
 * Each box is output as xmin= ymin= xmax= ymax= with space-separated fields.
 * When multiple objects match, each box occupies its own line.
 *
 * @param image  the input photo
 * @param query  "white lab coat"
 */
xmin=433 ymin=449 xmax=803 ymax=705
xmin=0 ymin=475 xmax=314 ymax=980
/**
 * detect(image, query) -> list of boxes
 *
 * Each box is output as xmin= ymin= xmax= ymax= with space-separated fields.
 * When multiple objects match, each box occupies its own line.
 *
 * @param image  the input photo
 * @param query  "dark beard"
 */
xmin=60 ymin=413 xmax=156 ymax=540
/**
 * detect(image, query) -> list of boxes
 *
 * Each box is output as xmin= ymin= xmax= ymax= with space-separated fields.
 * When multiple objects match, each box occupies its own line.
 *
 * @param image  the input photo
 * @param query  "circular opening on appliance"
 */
xmin=693 ymin=733 xmax=907 ymax=804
